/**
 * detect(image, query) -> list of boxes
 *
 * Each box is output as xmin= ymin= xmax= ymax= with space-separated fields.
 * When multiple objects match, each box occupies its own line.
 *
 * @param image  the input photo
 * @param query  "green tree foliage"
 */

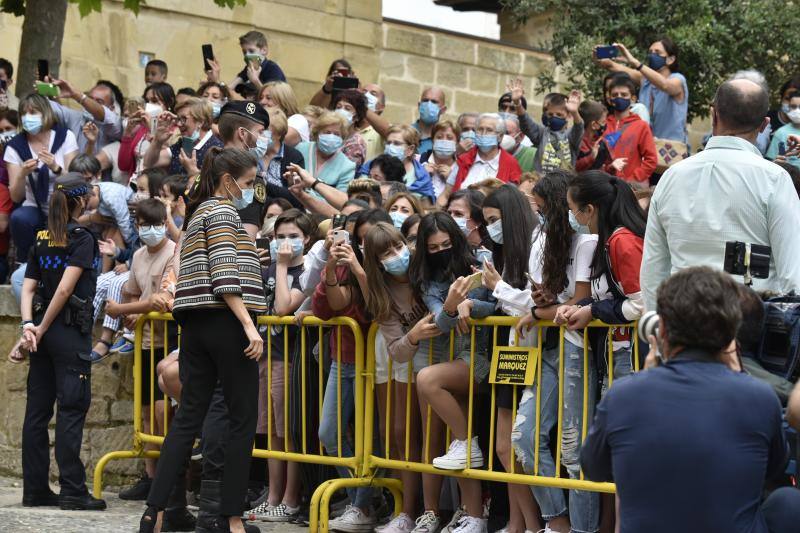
xmin=500 ymin=0 xmax=800 ymax=120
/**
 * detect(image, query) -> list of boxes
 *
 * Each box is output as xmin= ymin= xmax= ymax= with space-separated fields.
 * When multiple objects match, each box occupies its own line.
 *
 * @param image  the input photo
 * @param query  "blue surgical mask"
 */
xmin=487 ymin=219 xmax=503 ymax=244
xmin=611 ymin=97 xmax=631 ymax=112
xmin=187 ymin=129 xmax=200 ymax=142
xmin=384 ymin=143 xmax=406 ymax=160
xmin=382 ymin=245 xmax=411 ymax=276
xmin=433 ymin=139 xmax=456 ymax=157
xmin=228 ymin=178 xmax=254 ymax=210
xmin=548 ymin=116 xmax=567 ymax=132
xmin=270 ymin=237 xmax=305 ymax=260
xmin=647 ymin=53 xmax=667 ymax=71
xmin=365 ymin=92 xmax=379 ymax=112
xmin=139 ymin=225 xmax=166 ymax=247
xmin=246 ymin=128 xmax=272 ymax=159
xmin=390 ymin=211 xmax=408 ymax=229
xmin=475 ymin=134 xmax=498 ymax=152
xmin=460 ymin=131 xmax=476 ymax=143
xmin=782 ymin=103 xmax=791 ymax=115
xmin=335 ymin=108 xmax=354 ymax=125
xmin=22 ymin=114 xmax=43 ymax=134
xmin=211 ymin=101 xmax=223 ymax=119
xmin=453 ymin=216 xmax=470 ymax=236
xmin=317 ymin=133 xmax=343 ymax=155
xmin=419 ymin=101 xmax=441 ymax=125
xmin=475 ymin=247 xmax=493 ymax=265
xmin=569 ymin=211 xmax=590 ymax=234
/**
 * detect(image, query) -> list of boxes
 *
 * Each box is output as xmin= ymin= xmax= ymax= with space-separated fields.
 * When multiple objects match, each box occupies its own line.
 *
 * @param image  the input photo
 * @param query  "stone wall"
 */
xmin=378 ymin=20 xmax=554 ymax=126
xmin=0 ymin=287 xmax=140 ymax=489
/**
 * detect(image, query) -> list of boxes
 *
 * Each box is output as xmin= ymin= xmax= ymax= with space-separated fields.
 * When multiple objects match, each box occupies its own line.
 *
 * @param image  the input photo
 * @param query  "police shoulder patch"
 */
xmin=254 ymin=181 xmax=266 ymax=203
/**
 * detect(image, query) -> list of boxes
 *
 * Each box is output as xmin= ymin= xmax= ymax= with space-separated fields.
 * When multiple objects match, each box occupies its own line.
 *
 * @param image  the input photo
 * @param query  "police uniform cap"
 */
xmin=54 ymin=172 xmax=91 ymax=197
xmin=220 ymin=101 xmax=270 ymax=128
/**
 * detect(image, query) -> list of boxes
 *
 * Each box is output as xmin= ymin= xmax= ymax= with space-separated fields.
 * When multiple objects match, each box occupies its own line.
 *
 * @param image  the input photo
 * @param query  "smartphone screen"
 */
xmin=332 ymin=76 xmax=359 ymax=91
xmin=37 ymin=59 xmax=49 ymax=80
xmin=255 ymin=238 xmax=270 ymax=249
xmin=331 ymin=214 xmax=347 ymax=229
xmin=595 ymin=46 xmax=618 ymax=60
xmin=202 ymin=44 xmax=214 ymax=72
xmin=181 ymin=137 xmax=196 ymax=157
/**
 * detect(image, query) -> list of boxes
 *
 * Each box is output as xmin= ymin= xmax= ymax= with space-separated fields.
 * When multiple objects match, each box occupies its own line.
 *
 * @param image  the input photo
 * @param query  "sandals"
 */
xmin=7 ymin=339 xmax=27 ymax=364
xmin=89 ymin=339 xmax=113 ymax=364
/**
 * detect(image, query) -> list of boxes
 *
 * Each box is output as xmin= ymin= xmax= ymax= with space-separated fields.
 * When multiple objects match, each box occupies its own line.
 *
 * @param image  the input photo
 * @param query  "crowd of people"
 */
xmin=2 ymin=29 xmax=800 ymax=533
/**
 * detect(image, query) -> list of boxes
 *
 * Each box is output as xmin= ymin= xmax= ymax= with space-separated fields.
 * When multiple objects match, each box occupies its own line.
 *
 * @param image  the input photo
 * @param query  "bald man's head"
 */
xmin=713 ymin=79 xmax=769 ymax=133
xmin=421 ymin=87 xmax=446 ymax=108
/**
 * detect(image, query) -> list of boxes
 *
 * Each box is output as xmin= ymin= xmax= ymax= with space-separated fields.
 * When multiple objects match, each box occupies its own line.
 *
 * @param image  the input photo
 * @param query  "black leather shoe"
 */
xmin=195 ymin=513 xmax=260 ymax=533
xmin=22 ymin=490 xmax=59 ymax=507
xmin=119 ymin=474 xmax=152 ymax=501
xmin=161 ymin=506 xmax=196 ymax=532
xmin=59 ymin=493 xmax=107 ymax=511
xmin=139 ymin=505 xmax=159 ymax=533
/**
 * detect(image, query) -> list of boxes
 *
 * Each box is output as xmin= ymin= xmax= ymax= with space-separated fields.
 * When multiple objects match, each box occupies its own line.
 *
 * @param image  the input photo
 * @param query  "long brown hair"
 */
xmin=363 ymin=222 xmax=407 ymax=322
xmin=47 ymin=189 xmax=84 ymax=246
xmin=183 ymin=147 xmax=257 ymax=229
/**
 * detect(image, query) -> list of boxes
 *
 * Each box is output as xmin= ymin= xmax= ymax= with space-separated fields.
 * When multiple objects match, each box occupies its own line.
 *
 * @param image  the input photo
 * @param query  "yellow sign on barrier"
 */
xmin=489 ymin=345 xmax=539 ymax=385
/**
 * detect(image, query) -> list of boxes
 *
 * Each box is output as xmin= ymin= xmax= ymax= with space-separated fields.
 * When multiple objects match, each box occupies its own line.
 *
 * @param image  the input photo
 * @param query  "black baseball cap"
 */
xmin=219 ymin=101 xmax=270 ymax=128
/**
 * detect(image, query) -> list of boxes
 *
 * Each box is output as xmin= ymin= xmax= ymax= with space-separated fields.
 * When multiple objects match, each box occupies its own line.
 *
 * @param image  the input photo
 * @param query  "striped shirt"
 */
xmin=173 ymin=197 xmax=266 ymax=316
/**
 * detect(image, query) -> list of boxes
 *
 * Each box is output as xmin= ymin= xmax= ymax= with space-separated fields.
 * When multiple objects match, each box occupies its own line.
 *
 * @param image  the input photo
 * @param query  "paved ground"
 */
xmin=0 ymin=476 xmax=302 ymax=533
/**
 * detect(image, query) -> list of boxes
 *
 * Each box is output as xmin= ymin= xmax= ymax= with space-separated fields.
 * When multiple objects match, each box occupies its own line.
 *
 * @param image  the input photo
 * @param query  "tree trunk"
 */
xmin=15 ymin=0 xmax=68 ymax=98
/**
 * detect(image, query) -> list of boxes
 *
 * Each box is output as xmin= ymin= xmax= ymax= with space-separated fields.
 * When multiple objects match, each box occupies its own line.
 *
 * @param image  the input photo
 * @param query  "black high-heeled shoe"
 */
xmin=139 ymin=505 xmax=160 ymax=533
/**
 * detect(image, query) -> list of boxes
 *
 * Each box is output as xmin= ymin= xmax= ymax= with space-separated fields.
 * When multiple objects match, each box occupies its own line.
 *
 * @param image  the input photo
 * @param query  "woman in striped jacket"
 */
xmin=139 ymin=147 xmax=266 ymax=533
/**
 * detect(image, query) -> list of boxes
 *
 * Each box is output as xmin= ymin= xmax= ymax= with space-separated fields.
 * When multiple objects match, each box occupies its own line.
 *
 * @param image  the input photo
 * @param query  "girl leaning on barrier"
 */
xmin=478 ymin=183 xmax=543 ymax=533
xmin=138 ymin=147 xmax=266 ymax=533
xmin=408 ymin=211 xmax=496 ymax=533
xmin=18 ymin=172 xmax=106 ymax=511
xmin=513 ymin=170 xmax=599 ymax=533
xmin=560 ymin=171 xmax=646 ymax=385
xmin=312 ymin=208 xmax=389 ymax=532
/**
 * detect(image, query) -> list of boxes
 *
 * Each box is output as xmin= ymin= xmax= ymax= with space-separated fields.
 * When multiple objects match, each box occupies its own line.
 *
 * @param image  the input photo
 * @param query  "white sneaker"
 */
xmin=451 ymin=516 xmax=487 ymax=533
xmin=441 ymin=508 xmax=466 ymax=533
xmin=411 ymin=510 xmax=441 ymax=533
xmin=328 ymin=505 xmax=375 ymax=532
xmin=432 ymin=436 xmax=484 ymax=470
xmin=377 ymin=513 xmax=415 ymax=533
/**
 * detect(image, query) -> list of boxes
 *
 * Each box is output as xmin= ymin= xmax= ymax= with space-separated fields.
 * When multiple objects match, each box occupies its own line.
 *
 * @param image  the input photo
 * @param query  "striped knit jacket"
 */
xmin=173 ymin=197 xmax=266 ymax=318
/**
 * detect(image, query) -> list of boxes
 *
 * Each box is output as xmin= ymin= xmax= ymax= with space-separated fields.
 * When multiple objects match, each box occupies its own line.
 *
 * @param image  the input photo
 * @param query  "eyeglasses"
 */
xmin=176 ymin=116 xmax=190 ymax=124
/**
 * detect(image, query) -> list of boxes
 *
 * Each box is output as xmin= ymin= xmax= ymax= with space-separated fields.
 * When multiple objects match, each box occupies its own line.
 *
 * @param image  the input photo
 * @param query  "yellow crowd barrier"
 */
xmin=92 ymin=313 xmax=637 ymax=531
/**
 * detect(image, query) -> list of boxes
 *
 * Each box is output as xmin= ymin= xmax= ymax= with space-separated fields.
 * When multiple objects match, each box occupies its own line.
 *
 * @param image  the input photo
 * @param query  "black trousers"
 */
xmin=147 ymin=309 xmax=258 ymax=515
xmin=22 ymin=317 xmax=92 ymax=497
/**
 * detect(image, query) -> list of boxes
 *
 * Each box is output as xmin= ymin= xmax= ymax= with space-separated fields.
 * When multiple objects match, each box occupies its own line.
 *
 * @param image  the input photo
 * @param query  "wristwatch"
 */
xmin=311 ymin=179 xmax=321 ymax=190
xmin=635 ymin=62 xmax=644 ymax=71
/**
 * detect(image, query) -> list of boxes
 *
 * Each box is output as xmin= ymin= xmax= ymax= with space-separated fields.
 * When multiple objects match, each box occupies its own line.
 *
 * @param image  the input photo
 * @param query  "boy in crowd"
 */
xmin=104 ymin=200 xmax=180 ymax=502
xmin=160 ymin=174 xmax=188 ymax=242
xmin=602 ymin=76 xmax=657 ymax=184
xmin=576 ymin=100 xmax=611 ymax=171
xmin=508 ymin=79 xmax=584 ymax=172
xmin=230 ymin=30 xmax=286 ymax=97
xmin=145 ymin=60 xmax=168 ymax=86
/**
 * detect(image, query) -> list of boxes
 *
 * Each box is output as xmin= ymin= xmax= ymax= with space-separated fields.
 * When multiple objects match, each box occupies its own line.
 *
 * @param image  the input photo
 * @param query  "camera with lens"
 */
xmin=724 ymin=241 xmax=770 ymax=286
xmin=638 ymin=310 xmax=660 ymax=342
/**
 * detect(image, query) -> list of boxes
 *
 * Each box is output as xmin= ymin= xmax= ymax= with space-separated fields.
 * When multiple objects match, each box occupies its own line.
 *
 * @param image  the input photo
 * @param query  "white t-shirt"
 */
xmin=288 ymin=114 xmax=310 ymax=143
xmin=558 ymin=233 xmax=598 ymax=346
xmin=100 ymin=141 xmax=130 ymax=185
xmin=3 ymin=129 xmax=79 ymax=209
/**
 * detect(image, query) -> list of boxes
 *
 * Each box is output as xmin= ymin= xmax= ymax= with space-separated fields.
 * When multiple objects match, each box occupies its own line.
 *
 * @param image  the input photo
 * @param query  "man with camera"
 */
xmin=580 ymin=267 xmax=793 ymax=532
xmin=641 ymin=78 xmax=800 ymax=310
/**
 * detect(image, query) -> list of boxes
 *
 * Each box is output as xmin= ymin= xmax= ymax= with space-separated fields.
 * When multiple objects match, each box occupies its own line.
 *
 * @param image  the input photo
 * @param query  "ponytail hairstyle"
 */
xmin=567 ymin=171 xmax=646 ymax=280
xmin=533 ymin=170 xmax=574 ymax=296
xmin=363 ymin=222 xmax=408 ymax=322
xmin=183 ymin=147 xmax=258 ymax=229
xmin=483 ymin=184 xmax=536 ymax=289
xmin=48 ymin=175 xmax=90 ymax=247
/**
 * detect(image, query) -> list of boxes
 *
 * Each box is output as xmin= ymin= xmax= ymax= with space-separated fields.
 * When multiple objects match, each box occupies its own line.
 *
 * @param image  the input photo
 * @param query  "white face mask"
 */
xmin=500 ymin=134 xmax=517 ymax=152
xmin=788 ymin=109 xmax=800 ymax=125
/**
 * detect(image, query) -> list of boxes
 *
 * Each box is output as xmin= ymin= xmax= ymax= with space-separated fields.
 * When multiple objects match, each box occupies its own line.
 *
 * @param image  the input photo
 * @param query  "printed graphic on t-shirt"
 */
xmin=541 ymin=139 xmax=573 ymax=172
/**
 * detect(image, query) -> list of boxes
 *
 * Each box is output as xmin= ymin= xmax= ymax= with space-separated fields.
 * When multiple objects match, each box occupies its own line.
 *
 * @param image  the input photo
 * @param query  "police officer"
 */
xmin=19 ymin=172 xmax=106 ymax=511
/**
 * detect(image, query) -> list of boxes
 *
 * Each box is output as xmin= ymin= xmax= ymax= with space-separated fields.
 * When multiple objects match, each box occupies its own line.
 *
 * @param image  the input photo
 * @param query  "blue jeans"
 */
xmin=11 ymin=263 xmax=26 ymax=305
xmin=511 ymin=341 xmax=599 ymax=533
xmin=601 ymin=347 xmax=633 ymax=395
xmin=318 ymin=361 xmax=371 ymax=509
xmin=10 ymin=206 xmax=45 ymax=264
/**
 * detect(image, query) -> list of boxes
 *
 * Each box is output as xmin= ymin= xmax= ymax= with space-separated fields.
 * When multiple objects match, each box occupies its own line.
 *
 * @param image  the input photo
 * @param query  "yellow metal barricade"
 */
xmin=362 ymin=317 xmax=640 ymax=501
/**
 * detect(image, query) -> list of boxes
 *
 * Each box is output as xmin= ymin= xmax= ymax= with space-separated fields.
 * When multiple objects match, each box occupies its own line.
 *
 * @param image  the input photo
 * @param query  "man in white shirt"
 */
xmin=48 ymin=77 xmax=123 ymax=154
xmin=641 ymin=79 xmax=800 ymax=310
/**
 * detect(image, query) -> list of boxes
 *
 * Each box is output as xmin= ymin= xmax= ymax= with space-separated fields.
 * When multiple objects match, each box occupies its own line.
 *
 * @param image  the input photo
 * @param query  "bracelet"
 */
xmin=311 ymin=179 xmax=321 ymax=190
xmin=635 ymin=62 xmax=644 ymax=71
xmin=325 ymin=279 xmax=338 ymax=287
xmin=322 ymin=85 xmax=332 ymax=95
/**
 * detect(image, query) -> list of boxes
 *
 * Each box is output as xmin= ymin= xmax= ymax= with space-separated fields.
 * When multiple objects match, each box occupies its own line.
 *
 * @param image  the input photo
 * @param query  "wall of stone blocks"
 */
xmin=378 ymin=21 xmax=555 ymax=126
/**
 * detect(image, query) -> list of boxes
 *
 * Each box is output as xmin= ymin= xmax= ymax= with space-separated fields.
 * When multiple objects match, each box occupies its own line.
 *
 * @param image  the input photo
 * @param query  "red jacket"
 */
xmin=452 ymin=146 xmax=521 ymax=192
xmin=576 ymin=131 xmax=599 ymax=172
xmin=602 ymin=113 xmax=657 ymax=184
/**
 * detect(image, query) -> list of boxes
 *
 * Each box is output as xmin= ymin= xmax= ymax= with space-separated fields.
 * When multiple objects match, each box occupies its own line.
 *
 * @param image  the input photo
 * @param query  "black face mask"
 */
xmin=428 ymin=248 xmax=453 ymax=270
